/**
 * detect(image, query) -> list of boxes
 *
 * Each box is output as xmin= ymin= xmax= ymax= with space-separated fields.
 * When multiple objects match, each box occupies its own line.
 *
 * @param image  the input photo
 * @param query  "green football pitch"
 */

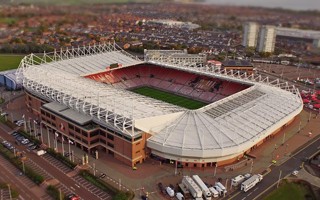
xmin=131 ymin=86 xmax=207 ymax=109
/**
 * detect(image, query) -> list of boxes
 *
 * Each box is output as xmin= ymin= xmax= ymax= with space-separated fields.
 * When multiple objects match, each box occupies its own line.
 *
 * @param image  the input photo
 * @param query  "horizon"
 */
xmin=204 ymin=0 xmax=320 ymax=11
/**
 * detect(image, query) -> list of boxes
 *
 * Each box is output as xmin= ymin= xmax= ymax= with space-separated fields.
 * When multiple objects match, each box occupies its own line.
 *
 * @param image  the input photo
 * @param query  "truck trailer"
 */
xmin=192 ymin=175 xmax=212 ymax=200
xmin=241 ymin=174 xmax=263 ymax=192
xmin=215 ymin=182 xmax=227 ymax=196
xmin=182 ymin=176 xmax=202 ymax=199
xmin=231 ymin=175 xmax=245 ymax=187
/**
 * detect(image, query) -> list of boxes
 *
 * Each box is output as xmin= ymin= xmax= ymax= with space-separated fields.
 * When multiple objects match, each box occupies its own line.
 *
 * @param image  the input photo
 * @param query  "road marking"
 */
xmin=241 ymin=197 xmax=246 ymax=200
xmin=247 ymin=192 xmax=252 ymax=196
xmin=75 ymin=184 xmax=80 ymax=188
xmin=253 ymin=187 xmax=258 ymax=191
xmin=70 ymin=187 xmax=75 ymax=191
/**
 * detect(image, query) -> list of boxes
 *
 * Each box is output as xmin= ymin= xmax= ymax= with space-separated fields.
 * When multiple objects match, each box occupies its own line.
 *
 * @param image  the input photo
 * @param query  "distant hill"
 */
xmin=0 ymin=0 xmax=172 ymax=5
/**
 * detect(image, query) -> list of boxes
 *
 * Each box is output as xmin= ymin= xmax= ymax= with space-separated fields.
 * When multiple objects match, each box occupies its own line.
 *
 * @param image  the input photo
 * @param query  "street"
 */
xmin=230 ymin=136 xmax=320 ymax=200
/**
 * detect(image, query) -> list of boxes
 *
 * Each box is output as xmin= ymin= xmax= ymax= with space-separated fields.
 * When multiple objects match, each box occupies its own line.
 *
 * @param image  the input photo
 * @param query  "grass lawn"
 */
xmin=131 ymin=86 xmax=207 ymax=109
xmin=264 ymin=181 xmax=315 ymax=200
xmin=0 ymin=54 xmax=25 ymax=71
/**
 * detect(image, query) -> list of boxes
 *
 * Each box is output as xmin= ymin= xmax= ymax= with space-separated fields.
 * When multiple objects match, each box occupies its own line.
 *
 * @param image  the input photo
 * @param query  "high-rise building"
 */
xmin=257 ymin=25 xmax=276 ymax=53
xmin=242 ymin=22 xmax=259 ymax=48
xmin=313 ymin=39 xmax=320 ymax=48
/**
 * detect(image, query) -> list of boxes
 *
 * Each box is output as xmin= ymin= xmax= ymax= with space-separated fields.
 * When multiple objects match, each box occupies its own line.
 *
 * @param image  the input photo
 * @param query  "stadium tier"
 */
xmin=17 ymin=43 xmax=303 ymax=167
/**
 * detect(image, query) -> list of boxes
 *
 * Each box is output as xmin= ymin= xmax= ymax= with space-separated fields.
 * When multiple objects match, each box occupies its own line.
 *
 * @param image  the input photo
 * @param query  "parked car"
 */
xmin=66 ymin=194 xmax=80 ymax=200
xmin=99 ymin=173 xmax=106 ymax=179
xmin=11 ymin=132 xmax=19 ymax=137
xmin=292 ymin=170 xmax=299 ymax=176
xmin=21 ymin=139 xmax=30 ymax=145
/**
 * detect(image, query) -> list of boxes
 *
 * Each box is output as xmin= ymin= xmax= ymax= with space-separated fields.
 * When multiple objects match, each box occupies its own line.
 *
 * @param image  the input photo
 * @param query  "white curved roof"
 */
xmin=17 ymin=43 xmax=303 ymax=161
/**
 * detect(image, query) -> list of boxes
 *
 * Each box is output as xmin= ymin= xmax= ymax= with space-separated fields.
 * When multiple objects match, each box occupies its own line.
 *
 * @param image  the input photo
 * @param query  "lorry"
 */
xmin=182 ymin=176 xmax=202 ymax=199
xmin=241 ymin=174 xmax=263 ymax=192
xmin=215 ymin=182 xmax=227 ymax=196
xmin=231 ymin=175 xmax=245 ymax=187
xmin=36 ymin=150 xmax=46 ymax=156
xmin=208 ymin=187 xmax=219 ymax=198
xmin=192 ymin=175 xmax=211 ymax=200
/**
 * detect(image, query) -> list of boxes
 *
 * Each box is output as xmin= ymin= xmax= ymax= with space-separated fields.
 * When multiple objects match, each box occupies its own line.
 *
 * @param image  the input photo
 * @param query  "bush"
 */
xmin=46 ymin=185 xmax=65 ymax=200
xmin=46 ymin=148 xmax=77 ymax=169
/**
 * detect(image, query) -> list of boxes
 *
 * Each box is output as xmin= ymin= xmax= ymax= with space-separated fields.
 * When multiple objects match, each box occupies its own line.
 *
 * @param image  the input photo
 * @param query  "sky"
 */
xmin=204 ymin=0 xmax=320 ymax=11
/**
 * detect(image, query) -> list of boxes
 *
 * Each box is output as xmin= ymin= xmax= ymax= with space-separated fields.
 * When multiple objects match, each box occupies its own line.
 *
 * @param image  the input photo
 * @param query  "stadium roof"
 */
xmin=17 ymin=43 xmax=303 ymax=160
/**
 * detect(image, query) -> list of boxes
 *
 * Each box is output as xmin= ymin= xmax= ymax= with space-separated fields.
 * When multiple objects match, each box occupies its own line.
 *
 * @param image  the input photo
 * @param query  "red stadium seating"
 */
xmin=86 ymin=64 xmax=250 ymax=103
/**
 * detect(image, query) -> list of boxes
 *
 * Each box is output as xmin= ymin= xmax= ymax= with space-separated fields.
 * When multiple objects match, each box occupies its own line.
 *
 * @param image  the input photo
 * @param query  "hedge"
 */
xmin=46 ymin=148 xmax=77 ymax=169
xmin=46 ymin=185 xmax=65 ymax=200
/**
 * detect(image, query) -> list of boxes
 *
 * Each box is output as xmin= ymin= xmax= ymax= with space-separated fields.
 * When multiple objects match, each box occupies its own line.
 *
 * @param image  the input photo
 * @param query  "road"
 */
xmin=0 ymin=124 xmax=105 ymax=200
xmin=230 ymin=136 xmax=320 ymax=200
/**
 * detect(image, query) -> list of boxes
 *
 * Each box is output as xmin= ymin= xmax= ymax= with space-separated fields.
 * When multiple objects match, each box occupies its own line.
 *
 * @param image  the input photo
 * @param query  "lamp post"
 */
xmin=47 ymin=127 xmax=51 ymax=148
xmin=214 ymin=163 xmax=217 ymax=177
xmin=7 ymin=184 xmax=12 ymax=200
xmin=277 ymin=170 xmax=282 ymax=188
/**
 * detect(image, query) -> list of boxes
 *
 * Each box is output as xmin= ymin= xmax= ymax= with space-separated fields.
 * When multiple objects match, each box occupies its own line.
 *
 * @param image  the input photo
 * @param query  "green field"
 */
xmin=0 ymin=54 xmax=25 ymax=71
xmin=264 ymin=181 xmax=315 ymax=200
xmin=131 ymin=86 xmax=207 ymax=109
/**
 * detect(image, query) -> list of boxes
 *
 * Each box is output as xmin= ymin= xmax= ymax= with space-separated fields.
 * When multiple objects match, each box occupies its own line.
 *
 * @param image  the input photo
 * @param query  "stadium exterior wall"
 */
xmin=26 ymin=91 xmax=148 ymax=167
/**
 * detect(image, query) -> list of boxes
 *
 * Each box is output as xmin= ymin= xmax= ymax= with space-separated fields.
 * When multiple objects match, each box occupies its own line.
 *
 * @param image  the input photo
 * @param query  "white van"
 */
xmin=176 ymin=192 xmax=184 ymax=200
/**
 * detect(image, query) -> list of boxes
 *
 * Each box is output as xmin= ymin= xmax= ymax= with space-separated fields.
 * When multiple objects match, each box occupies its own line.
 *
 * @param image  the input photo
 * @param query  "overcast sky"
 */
xmin=204 ymin=0 xmax=320 ymax=11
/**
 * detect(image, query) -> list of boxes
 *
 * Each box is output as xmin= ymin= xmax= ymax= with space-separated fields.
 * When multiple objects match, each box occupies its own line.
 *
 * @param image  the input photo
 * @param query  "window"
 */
xmin=90 ymin=139 xmax=99 ymax=144
xmin=107 ymin=142 xmax=114 ymax=148
xmin=100 ymin=138 xmax=106 ymax=144
xmin=90 ymin=130 xmax=99 ymax=137
xmin=100 ymin=131 xmax=106 ymax=137
xmin=107 ymin=134 xmax=114 ymax=141
xmin=75 ymin=127 xmax=80 ymax=133
xmin=51 ymin=115 xmax=55 ymax=120
xmin=136 ymin=150 xmax=140 ymax=154
xmin=68 ymin=124 xmax=74 ymax=130
xmin=41 ymin=110 xmax=45 ymax=115
xmin=81 ymin=131 xmax=88 ymax=137
xmin=136 ymin=142 xmax=140 ymax=146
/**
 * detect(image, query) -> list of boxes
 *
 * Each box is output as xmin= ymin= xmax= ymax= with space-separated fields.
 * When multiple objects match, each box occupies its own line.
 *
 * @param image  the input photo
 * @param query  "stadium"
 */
xmin=17 ymin=42 xmax=303 ymax=168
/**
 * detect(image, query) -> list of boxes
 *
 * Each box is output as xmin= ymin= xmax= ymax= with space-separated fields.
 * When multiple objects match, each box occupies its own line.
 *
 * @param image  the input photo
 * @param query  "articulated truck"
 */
xmin=241 ymin=174 xmax=263 ymax=192
xmin=182 ymin=176 xmax=202 ymax=199
xmin=192 ymin=175 xmax=211 ymax=200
